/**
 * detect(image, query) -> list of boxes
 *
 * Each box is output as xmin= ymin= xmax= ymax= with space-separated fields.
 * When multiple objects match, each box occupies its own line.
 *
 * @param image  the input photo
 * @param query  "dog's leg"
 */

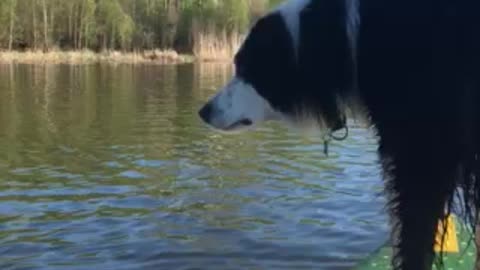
xmin=380 ymin=148 xmax=458 ymax=270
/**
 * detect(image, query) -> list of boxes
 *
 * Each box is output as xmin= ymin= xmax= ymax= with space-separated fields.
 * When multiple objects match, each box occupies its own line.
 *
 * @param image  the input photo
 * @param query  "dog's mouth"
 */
xmin=224 ymin=118 xmax=253 ymax=131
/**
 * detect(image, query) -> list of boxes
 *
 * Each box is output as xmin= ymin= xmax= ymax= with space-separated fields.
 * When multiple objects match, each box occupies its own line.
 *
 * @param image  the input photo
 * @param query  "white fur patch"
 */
xmin=346 ymin=0 xmax=360 ymax=46
xmin=275 ymin=0 xmax=310 ymax=59
xmin=205 ymin=77 xmax=282 ymax=132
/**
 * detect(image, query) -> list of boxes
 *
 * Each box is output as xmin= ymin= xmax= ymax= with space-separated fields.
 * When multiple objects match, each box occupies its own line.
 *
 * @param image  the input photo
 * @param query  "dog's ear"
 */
xmin=236 ymin=13 xmax=296 ymax=73
xmin=298 ymin=1 xmax=352 ymax=130
xmin=299 ymin=0 xmax=352 ymax=90
xmin=234 ymin=13 xmax=299 ymax=113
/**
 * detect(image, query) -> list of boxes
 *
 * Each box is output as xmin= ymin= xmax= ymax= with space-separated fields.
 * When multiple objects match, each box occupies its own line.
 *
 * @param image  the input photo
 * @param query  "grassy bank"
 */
xmin=0 ymin=50 xmax=200 ymax=65
xmin=192 ymin=30 xmax=244 ymax=62
xmin=0 ymin=31 xmax=243 ymax=65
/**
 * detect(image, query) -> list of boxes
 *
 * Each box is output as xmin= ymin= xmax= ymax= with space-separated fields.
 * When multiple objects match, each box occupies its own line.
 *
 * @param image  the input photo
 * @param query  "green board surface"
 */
xmin=355 ymin=217 xmax=477 ymax=270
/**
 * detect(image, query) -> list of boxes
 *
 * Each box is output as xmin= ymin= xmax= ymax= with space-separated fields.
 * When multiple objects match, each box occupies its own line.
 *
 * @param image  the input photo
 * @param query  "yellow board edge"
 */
xmin=434 ymin=215 xmax=459 ymax=253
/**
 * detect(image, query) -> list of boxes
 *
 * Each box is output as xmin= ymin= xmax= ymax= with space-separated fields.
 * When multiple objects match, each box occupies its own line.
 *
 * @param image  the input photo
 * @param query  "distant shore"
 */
xmin=0 ymin=50 xmax=232 ymax=65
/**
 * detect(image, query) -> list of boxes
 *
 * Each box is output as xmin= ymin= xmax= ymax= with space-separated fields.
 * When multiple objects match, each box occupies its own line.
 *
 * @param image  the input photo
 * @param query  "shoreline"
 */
xmin=0 ymin=50 xmax=232 ymax=65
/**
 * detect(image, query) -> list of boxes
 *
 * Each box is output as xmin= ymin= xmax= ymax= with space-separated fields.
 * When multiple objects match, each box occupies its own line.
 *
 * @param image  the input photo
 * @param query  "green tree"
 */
xmin=220 ymin=0 xmax=249 ymax=34
xmin=0 ymin=0 xmax=17 ymax=50
xmin=97 ymin=0 xmax=134 ymax=50
xmin=0 ymin=0 xmax=283 ymax=56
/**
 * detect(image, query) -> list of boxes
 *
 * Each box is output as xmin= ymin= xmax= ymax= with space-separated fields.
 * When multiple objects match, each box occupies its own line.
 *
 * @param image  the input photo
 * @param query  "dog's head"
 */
xmin=198 ymin=12 xmax=298 ymax=132
xmin=199 ymin=0 xmax=354 ymax=133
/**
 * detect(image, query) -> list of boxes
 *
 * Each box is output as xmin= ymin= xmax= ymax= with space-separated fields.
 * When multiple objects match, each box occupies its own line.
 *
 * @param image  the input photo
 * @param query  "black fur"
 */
xmin=234 ymin=13 xmax=298 ymax=114
xmin=233 ymin=0 xmax=480 ymax=269
xmin=359 ymin=0 xmax=480 ymax=268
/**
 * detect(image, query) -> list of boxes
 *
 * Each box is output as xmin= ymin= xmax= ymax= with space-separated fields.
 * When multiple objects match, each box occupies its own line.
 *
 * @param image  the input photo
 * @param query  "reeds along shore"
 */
xmin=0 ymin=32 xmax=244 ymax=65
xmin=192 ymin=30 xmax=244 ymax=62
xmin=0 ymin=50 xmax=190 ymax=65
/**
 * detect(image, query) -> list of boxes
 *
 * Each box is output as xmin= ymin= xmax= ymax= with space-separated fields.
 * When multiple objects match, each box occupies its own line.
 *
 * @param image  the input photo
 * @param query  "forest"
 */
xmin=0 ymin=0 xmax=285 ymax=59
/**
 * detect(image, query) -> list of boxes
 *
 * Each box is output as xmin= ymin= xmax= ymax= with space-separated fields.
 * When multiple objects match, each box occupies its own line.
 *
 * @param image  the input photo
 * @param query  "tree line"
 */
xmin=0 ymin=0 xmax=285 ymax=54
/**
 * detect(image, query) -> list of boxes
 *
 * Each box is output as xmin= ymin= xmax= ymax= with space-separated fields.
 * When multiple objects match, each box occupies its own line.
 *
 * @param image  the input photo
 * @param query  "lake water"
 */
xmin=0 ymin=63 xmax=387 ymax=270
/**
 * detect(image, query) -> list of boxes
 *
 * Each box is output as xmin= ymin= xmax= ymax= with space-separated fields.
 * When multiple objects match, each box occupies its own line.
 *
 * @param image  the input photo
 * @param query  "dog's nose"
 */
xmin=198 ymin=103 xmax=212 ymax=123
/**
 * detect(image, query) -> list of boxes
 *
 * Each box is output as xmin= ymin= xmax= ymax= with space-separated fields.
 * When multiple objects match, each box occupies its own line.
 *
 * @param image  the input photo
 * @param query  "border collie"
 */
xmin=198 ymin=0 xmax=480 ymax=269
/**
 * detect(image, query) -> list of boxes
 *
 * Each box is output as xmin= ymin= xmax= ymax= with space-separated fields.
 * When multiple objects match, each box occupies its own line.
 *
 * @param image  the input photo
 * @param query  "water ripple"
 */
xmin=0 ymin=64 xmax=387 ymax=270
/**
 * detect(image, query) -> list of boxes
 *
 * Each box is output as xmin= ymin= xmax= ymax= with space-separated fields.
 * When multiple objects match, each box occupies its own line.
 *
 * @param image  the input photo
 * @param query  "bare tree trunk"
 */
xmin=50 ymin=3 xmax=55 ymax=47
xmin=132 ymin=0 xmax=136 ymax=22
xmin=33 ymin=1 xmax=37 ymax=50
xmin=84 ymin=24 xmax=89 ymax=49
xmin=110 ymin=25 xmax=115 ymax=50
xmin=102 ymin=33 xmax=107 ymax=51
xmin=8 ymin=0 xmax=15 ymax=51
xmin=78 ymin=0 xmax=84 ymax=49
xmin=73 ymin=6 xmax=77 ymax=49
xmin=165 ymin=0 xmax=180 ymax=49
xmin=68 ymin=4 xmax=73 ymax=45
xmin=41 ymin=0 xmax=48 ymax=51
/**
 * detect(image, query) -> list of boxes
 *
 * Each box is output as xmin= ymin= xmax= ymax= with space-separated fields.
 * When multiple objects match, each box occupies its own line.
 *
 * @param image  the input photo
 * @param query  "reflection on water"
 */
xmin=0 ymin=63 xmax=387 ymax=269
